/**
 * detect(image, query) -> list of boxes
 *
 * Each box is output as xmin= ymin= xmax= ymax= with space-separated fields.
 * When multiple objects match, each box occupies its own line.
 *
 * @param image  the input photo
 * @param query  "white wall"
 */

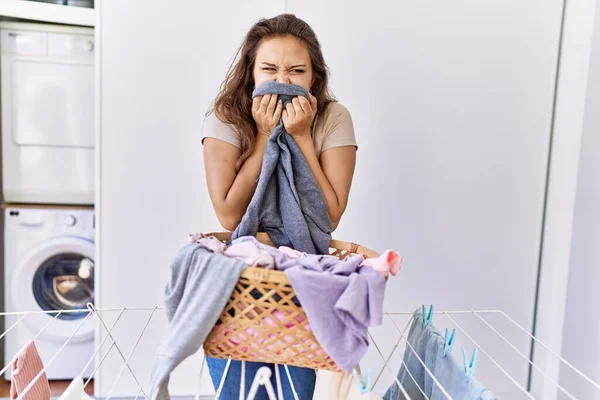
xmin=527 ymin=0 xmax=597 ymax=398
xmin=96 ymin=1 xmax=283 ymax=397
xmin=558 ymin=2 xmax=600 ymax=397
xmin=287 ymin=1 xmax=562 ymax=397
xmin=98 ymin=0 xmax=564 ymax=397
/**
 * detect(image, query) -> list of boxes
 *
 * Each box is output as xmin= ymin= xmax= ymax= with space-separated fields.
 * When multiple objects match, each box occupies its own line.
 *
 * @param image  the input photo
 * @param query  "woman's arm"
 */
xmin=204 ymin=95 xmax=283 ymax=231
xmin=203 ymin=135 xmax=269 ymax=231
xmin=295 ymin=137 xmax=356 ymax=230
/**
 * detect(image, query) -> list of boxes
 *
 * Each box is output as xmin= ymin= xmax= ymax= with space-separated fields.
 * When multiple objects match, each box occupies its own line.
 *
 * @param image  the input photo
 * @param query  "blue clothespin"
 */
xmin=353 ymin=367 xmax=371 ymax=394
xmin=462 ymin=348 xmax=478 ymax=382
xmin=422 ymin=304 xmax=434 ymax=328
xmin=442 ymin=328 xmax=456 ymax=357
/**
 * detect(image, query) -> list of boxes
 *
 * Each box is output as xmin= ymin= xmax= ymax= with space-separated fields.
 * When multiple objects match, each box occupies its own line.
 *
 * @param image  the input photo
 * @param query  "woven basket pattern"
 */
xmin=202 ymin=232 xmax=378 ymax=371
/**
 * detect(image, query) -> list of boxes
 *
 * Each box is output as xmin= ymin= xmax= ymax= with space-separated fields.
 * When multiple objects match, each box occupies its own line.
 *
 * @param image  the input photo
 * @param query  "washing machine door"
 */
xmin=12 ymin=236 xmax=95 ymax=343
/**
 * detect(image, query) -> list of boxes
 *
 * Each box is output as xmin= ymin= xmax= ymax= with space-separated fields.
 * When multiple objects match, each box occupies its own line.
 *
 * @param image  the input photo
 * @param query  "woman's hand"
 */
xmin=252 ymin=94 xmax=283 ymax=136
xmin=283 ymin=94 xmax=317 ymax=139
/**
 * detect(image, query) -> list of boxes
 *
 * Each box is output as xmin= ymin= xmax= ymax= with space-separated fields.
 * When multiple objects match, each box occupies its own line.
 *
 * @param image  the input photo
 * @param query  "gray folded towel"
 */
xmin=231 ymin=81 xmax=333 ymax=255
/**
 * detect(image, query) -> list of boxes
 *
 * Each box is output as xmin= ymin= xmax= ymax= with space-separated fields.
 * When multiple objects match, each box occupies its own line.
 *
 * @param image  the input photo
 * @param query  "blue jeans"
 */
xmin=206 ymin=357 xmax=316 ymax=399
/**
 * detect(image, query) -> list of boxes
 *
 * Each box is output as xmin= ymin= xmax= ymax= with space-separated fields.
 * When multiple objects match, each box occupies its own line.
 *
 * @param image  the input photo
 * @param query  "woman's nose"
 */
xmin=275 ymin=74 xmax=291 ymax=84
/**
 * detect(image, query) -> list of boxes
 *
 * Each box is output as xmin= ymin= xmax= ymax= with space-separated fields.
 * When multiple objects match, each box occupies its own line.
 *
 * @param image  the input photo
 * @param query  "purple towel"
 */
xmin=231 ymin=237 xmax=385 ymax=371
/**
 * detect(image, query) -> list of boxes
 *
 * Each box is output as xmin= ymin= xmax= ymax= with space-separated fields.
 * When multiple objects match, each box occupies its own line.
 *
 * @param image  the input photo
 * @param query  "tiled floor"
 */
xmin=0 ymin=379 xmax=94 ymax=397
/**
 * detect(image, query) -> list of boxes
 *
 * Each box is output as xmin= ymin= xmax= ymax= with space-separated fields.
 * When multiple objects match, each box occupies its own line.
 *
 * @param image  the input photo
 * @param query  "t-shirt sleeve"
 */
xmin=321 ymin=103 xmax=358 ymax=152
xmin=201 ymin=112 xmax=241 ymax=149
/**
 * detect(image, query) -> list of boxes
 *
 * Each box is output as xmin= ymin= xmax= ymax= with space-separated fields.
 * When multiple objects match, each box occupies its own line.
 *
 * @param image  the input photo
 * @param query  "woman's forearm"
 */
xmin=219 ymin=134 xmax=269 ymax=230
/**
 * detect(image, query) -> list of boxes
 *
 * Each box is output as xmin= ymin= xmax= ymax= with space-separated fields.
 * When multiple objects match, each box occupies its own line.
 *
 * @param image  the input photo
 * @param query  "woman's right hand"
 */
xmin=252 ymin=94 xmax=283 ymax=136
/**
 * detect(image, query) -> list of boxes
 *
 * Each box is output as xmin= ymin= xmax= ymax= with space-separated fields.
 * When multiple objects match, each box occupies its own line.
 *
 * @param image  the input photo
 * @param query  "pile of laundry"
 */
xmin=188 ymin=232 xmax=400 ymax=278
xmin=195 ymin=233 xmax=401 ymax=361
xmin=148 ymin=233 xmax=401 ymax=400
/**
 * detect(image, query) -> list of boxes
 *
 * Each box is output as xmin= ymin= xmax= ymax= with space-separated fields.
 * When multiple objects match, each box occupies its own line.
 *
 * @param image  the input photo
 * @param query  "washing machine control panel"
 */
xmin=5 ymin=208 xmax=95 ymax=239
xmin=64 ymin=215 xmax=76 ymax=227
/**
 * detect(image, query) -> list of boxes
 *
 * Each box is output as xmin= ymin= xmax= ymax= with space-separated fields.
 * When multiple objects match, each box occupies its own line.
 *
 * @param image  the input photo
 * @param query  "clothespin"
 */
xmin=462 ymin=348 xmax=478 ymax=382
xmin=352 ymin=367 xmax=371 ymax=394
xmin=442 ymin=328 xmax=456 ymax=357
xmin=422 ymin=304 xmax=434 ymax=328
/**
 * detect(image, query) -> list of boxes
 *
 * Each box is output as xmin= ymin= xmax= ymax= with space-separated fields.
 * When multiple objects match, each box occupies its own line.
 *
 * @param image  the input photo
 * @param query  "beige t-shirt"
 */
xmin=201 ymin=102 xmax=357 ymax=159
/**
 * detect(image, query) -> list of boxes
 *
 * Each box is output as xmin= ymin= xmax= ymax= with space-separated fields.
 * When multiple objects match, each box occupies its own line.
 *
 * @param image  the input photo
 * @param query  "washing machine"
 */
xmin=4 ymin=206 xmax=95 ymax=380
xmin=1 ymin=21 xmax=95 ymax=205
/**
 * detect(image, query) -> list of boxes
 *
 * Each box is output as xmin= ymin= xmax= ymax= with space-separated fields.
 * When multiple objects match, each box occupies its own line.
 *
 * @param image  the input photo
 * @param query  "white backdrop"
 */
xmin=95 ymin=1 xmax=284 ymax=396
xmin=97 ymin=1 xmax=564 ymax=397
xmin=558 ymin=2 xmax=600 ymax=398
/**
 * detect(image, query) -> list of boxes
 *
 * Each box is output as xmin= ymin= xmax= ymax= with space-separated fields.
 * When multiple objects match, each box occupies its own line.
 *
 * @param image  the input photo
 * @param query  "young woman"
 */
xmin=202 ymin=13 xmax=358 ymax=399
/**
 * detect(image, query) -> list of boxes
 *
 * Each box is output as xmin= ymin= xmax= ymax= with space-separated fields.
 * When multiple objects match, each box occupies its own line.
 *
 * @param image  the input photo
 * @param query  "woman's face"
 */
xmin=253 ymin=35 xmax=314 ymax=92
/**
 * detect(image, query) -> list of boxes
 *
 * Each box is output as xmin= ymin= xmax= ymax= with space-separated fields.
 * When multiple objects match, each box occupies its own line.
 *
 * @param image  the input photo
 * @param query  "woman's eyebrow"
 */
xmin=259 ymin=62 xmax=306 ymax=68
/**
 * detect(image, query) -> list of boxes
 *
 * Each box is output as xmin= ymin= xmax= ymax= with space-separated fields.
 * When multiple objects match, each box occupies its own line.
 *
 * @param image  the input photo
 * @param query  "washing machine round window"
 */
xmin=32 ymin=252 xmax=94 ymax=321
xmin=12 ymin=236 xmax=95 ymax=343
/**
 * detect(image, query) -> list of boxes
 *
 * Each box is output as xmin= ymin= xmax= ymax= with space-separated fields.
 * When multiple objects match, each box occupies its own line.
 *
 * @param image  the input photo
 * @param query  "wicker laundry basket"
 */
xmin=202 ymin=232 xmax=379 ymax=371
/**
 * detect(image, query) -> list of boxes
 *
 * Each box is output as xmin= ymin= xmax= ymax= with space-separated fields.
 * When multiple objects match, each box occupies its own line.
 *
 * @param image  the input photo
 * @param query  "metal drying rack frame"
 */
xmin=1 ymin=303 xmax=598 ymax=400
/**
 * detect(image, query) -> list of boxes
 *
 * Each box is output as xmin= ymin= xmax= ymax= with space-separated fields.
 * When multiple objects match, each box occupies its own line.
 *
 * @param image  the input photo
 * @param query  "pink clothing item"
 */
xmin=278 ymin=246 xmax=304 ymax=259
xmin=224 ymin=241 xmax=275 ymax=268
xmin=361 ymin=250 xmax=402 ymax=278
xmin=187 ymin=232 xmax=204 ymax=243
xmin=188 ymin=233 xmax=226 ymax=254
xmin=10 ymin=341 xmax=51 ymax=400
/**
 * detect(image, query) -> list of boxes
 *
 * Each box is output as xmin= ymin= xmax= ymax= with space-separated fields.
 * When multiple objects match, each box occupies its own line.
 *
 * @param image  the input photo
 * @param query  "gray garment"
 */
xmin=426 ymin=336 xmax=494 ymax=400
xmin=387 ymin=316 xmax=434 ymax=399
xmin=383 ymin=309 xmax=495 ymax=400
xmin=148 ymin=243 xmax=246 ymax=400
xmin=230 ymin=236 xmax=386 ymax=372
xmin=231 ymin=81 xmax=333 ymax=255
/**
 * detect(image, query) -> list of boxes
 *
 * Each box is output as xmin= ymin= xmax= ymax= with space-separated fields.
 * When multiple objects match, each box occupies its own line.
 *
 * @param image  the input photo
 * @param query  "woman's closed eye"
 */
xmin=261 ymin=67 xmax=304 ymax=73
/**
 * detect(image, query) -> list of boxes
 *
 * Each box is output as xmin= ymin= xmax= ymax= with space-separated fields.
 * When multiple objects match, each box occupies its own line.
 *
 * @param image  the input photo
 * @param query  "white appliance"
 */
xmin=4 ymin=206 xmax=95 ymax=380
xmin=1 ymin=22 xmax=95 ymax=205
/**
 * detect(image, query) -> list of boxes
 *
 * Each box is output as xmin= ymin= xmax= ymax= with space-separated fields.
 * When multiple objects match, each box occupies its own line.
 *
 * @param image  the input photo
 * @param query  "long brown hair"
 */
xmin=208 ymin=13 xmax=335 ymax=169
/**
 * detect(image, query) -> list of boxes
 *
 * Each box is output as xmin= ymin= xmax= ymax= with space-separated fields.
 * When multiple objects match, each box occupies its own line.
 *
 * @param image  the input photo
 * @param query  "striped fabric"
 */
xmin=10 ymin=341 xmax=51 ymax=400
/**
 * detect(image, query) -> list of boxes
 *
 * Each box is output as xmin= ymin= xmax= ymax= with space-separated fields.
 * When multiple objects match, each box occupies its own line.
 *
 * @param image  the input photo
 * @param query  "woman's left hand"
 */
xmin=282 ymin=94 xmax=317 ymax=139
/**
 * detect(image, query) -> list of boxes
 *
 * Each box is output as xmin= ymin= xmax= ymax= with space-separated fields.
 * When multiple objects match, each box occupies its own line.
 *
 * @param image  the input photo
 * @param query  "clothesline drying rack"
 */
xmin=2 ymin=303 xmax=599 ymax=400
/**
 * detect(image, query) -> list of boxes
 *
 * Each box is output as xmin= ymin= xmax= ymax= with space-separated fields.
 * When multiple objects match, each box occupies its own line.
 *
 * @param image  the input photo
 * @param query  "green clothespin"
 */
xmin=422 ymin=304 xmax=434 ymax=328
xmin=352 ymin=367 xmax=371 ymax=394
xmin=462 ymin=348 xmax=478 ymax=382
xmin=443 ymin=328 xmax=456 ymax=357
